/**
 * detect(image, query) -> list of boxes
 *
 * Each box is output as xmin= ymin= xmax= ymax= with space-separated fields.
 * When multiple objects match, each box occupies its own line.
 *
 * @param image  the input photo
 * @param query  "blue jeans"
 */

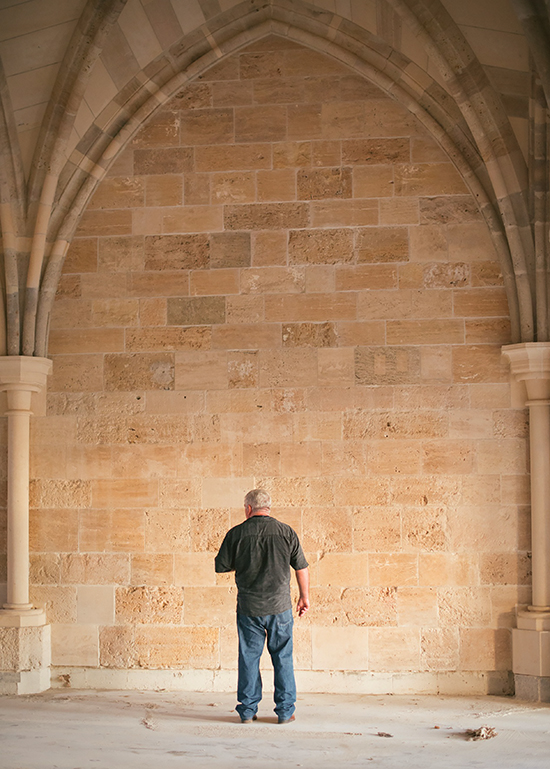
xmin=236 ymin=609 xmax=296 ymax=722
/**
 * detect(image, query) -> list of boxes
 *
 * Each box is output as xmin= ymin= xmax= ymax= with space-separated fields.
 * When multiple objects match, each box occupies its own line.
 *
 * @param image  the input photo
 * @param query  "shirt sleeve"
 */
xmin=214 ymin=532 xmax=234 ymax=573
xmin=289 ymin=531 xmax=308 ymax=571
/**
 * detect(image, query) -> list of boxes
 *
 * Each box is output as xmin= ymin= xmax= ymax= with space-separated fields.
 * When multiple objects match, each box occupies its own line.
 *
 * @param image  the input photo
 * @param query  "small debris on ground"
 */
xmin=376 ymin=731 xmax=393 ymax=738
xmin=141 ymin=716 xmax=158 ymax=730
xmin=465 ymin=726 xmax=497 ymax=741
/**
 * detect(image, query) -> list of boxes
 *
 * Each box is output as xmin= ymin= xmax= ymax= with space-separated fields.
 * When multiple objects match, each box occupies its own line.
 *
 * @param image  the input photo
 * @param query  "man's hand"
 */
xmin=297 ymin=596 xmax=309 ymax=617
xmin=295 ymin=567 xmax=310 ymax=618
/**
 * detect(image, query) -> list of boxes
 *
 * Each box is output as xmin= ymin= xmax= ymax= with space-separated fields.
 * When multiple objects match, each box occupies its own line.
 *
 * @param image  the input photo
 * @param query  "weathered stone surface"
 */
xmin=167 ymin=296 xmax=225 ymax=326
xmin=144 ymin=234 xmax=209 ymax=270
xmin=282 ymin=322 xmax=336 ymax=347
xmin=116 ymin=586 xmax=184 ymax=624
xmin=297 ymin=167 xmax=352 ymax=200
xmin=104 ymin=353 xmax=175 ymax=391
xmin=356 ymin=227 xmax=409 ymax=263
xmin=134 ymin=147 xmax=194 ymax=175
xmin=225 ymin=203 xmax=309 ymax=230
xmin=355 ymin=347 xmax=421 ymax=385
xmin=288 ymin=228 xmax=354 ymax=265
xmin=210 ymin=232 xmax=251 ymax=268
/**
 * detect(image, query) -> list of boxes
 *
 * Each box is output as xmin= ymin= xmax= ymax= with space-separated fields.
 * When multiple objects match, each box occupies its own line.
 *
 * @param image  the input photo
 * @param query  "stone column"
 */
xmin=0 ymin=356 xmax=52 ymax=694
xmin=502 ymin=342 xmax=550 ymax=702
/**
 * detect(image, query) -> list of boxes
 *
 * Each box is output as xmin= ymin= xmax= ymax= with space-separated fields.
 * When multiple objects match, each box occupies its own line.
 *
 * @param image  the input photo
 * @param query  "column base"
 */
xmin=514 ymin=674 xmax=550 ymax=702
xmin=0 ymin=622 xmax=51 ymax=694
xmin=512 ymin=612 xmax=550 ymax=701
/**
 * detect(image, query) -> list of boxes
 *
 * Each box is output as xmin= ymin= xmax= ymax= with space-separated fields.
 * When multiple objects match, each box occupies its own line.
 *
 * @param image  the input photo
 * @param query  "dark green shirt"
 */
xmin=215 ymin=515 xmax=308 ymax=616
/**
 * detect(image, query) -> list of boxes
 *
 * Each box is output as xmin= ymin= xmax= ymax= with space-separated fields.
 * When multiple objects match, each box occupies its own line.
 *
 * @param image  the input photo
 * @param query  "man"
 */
xmin=215 ymin=488 xmax=310 ymax=724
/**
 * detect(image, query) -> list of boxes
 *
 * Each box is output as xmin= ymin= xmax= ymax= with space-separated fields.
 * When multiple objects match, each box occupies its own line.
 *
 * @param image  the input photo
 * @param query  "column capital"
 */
xmin=0 ymin=356 xmax=52 ymax=393
xmin=502 ymin=342 xmax=550 ymax=402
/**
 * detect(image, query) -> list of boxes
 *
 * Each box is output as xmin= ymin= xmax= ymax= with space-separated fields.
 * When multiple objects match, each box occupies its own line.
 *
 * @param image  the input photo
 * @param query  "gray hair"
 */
xmin=244 ymin=488 xmax=271 ymax=511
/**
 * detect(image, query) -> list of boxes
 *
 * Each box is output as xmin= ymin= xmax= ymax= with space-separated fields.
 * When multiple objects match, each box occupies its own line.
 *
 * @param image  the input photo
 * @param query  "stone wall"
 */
xmin=19 ymin=36 xmax=529 ymax=691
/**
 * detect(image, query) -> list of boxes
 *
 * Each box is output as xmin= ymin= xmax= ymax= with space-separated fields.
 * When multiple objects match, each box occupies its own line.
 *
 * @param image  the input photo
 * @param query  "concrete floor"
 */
xmin=1 ymin=689 xmax=549 ymax=769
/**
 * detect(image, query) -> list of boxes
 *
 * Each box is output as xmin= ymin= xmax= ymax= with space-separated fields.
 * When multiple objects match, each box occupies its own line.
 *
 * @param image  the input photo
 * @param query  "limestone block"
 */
xmin=163 ymin=206 xmax=223 ymax=234
xmin=91 ymin=479 xmax=158 ymax=509
xmin=367 ymin=440 xmax=422 ymax=475
xmin=310 ymin=199 xmax=378 ymax=227
xmin=255 ymin=477 xmax=309 ymax=508
xmin=185 ymin=173 xmax=211 ymax=205
xmin=453 ymin=288 xmax=509 ymax=317
xmin=355 ymin=346 xmax=421 ymax=385
xmin=369 ymin=628 xmax=421 ymax=670
xmin=353 ymin=165 xmax=395 ymax=197
xmin=476 ymin=439 xmax=527 ymax=474
xmin=265 ymin=293 xmax=356 ymax=322
xmin=353 ymin=506 xmax=401 ymax=552
xmin=99 ymin=625 xmax=137 ymax=668
xmin=174 ymin=553 xmax=216 ymax=586
xmin=49 ymin=354 xmax=103 ymax=392
xmin=318 ymin=348 xmax=355 ymax=386
xmin=212 ymin=80 xmax=253 ymax=107
xmin=88 ymin=177 xmax=144 ymax=209
xmin=145 ymin=509 xmax=191 ymax=553
xmin=321 ymin=441 xmax=368 ymax=476
xmin=289 ymin=228 xmax=354 ymax=265
xmin=379 ymin=198 xmax=419 ymax=225
xmin=369 ymin=554 xmax=419 ymax=587
xmin=64 ymin=237 xmax=97 ymax=273
xmin=310 ymin=140 xmax=340 ymax=167
xmin=343 ymin=137 xmax=410 ymax=165
xmin=251 ymin=230 xmax=287 ymax=266
xmin=184 ymin=587 xmax=236 ymax=627
xmin=491 ymin=585 xmax=530 ymax=628
xmin=287 ymin=105 xmax=322 ymax=140
xmin=181 ymin=107 xmax=233 ymax=144
xmin=190 ymin=507 xmax=232 ymax=553
xmin=145 ymin=174 xmax=182 ymax=207
xmin=356 ymin=227 xmax=409 ymax=263
xmin=460 ymin=628 xmax=511 ymax=671
xmin=104 ymin=353 xmax=174 ymax=391
xmin=422 ymin=440 xmax=474 ymax=474
xmin=30 ymin=554 xmax=61 ymax=585
xmin=466 ymin=318 xmax=512 ymax=344
xmin=341 ymin=587 xmax=398 ymax=626
xmin=447 ymin=222 xmax=498 ymax=262
xmin=111 ymin=444 xmax=178 ymax=477
xmin=51 ymin=624 xmax=98 ymax=666
xmin=401 ymin=505 xmax=448 ymax=552
xmin=175 ymin=350 xmax=227 ymax=390
xmin=438 ymin=587 xmax=492 ymax=627
xmin=421 ymin=628 xmax=460 ymax=670
xmin=30 ymin=479 xmax=91 ymax=509
xmin=480 ymin=553 xmax=531 ymax=586
xmin=409 ymin=225 xmax=447 ymax=262
xmin=282 ymin=322 xmax=336 ymax=348
xmin=258 ymin=349 xmax=317 ymax=388
xmin=302 ymin=507 xmax=352 ymax=553
xmin=242 ymin=442 xmax=281 ymax=475
xmin=76 ymin=210 xmax=132 ymax=237
xmin=144 ymin=233 xmax=208 ymax=270
xmin=471 ymin=261 xmax=504 ymax=287
xmin=312 ymin=626 xmax=368 ymax=670
xmin=30 ymin=586 xmax=77 ymax=623
xmin=195 ymin=143 xmax=271 ymax=172
xmin=500 ymin=474 xmax=530 ymax=505
xmin=297 ymin=167 xmax=351 ymax=200
xmin=130 ymin=111 xmax=180 ymax=148
xmin=273 ymin=140 xmax=312 ymax=168
xmin=280 ymin=441 xmax=322 ymax=476
xmin=241 ymin=266 xmax=304 ymax=294
xmin=227 ymin=351 xmax=258 ymax=389
xmin=169 ymin=83 xmax=212 ymax=110
xmin=394 ymin=163 xmax=467 ymax=196
xmin=133 ymin=626 xmax=218 ymax=668
xmin=129 ymin=271 xmax=190 ymax=297
xmin=397 ymin=587 xmax=438 ymax=626
xmin=225 ymin=202 xmax=308 ymax=230
xmin=235 ymin=105 xmax=287 ymax=142
xmin=77 ymin=585 xmax=115 ymax=625
xmin=336 ymin=321 xmax=386 ymax=346
xmin=116 ymin=586 xmax=183 ymax=625
xmin=59 ymin=554 xmax=130 ymax=585
xmin=131 ymin=554 xmax=174 ymax=586
xmin=0 ymin=625 xmax=50 ymax=671
xmin=210 ymin=232 xmax=251 ymax=269
xmin=29 ymin=508 xmax=78 ymax=552
xmin=315 ymin=553 xmax=368 ymax=587
xmin=159 ymin=479 xmax=201 ymax=509
xmin=180 ymin=442 xmax=242 ymax=477
xmin=420 ymin=196 xmax=481 ymax=225
xmin=418 ymin=553 xmax=479 ymax=587
xmin=212 ymin=323 xmax=281 ymax=350
xmin=305 ymin=265 xmax=335 ymax=293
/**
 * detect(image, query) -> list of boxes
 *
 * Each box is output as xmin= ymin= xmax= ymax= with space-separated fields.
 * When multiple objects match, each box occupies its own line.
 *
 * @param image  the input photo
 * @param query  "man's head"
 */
xmin=244 ymin=488 xmax=271 ymax=518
